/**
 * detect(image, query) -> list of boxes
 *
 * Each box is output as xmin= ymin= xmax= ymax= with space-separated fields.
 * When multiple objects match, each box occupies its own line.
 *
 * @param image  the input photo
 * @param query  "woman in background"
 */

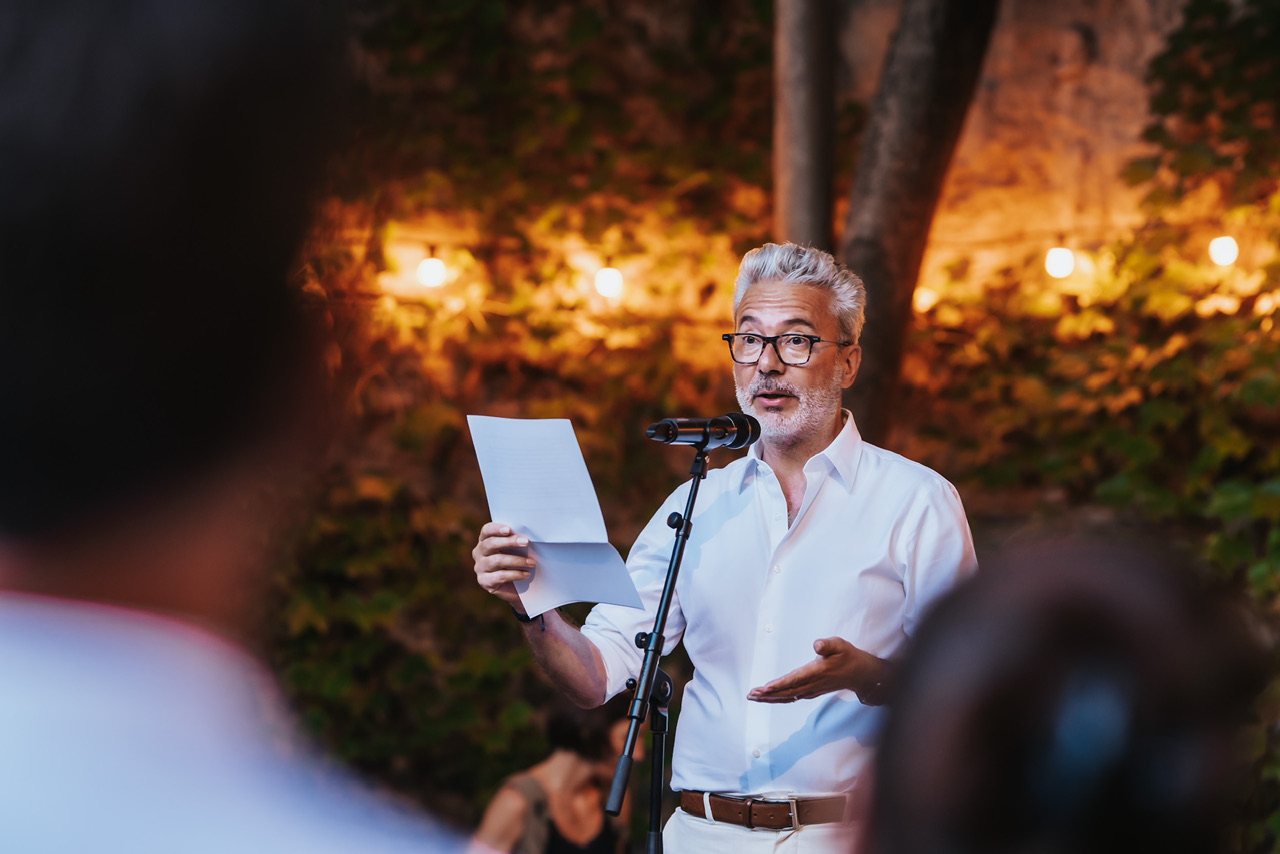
xmin=471 ymin=697 xmax=634 ymax=854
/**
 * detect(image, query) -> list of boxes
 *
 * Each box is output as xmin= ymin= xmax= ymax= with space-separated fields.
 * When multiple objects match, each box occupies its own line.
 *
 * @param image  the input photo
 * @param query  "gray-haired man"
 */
xmin=473 ymin=243 xmax=977 ymax=853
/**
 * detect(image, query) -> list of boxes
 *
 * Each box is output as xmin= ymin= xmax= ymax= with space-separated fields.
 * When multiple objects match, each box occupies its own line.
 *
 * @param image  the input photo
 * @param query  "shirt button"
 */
xmin=752 ymin=749 xmax=762 ymax=758
xmin=765 ymin=624 xmax=774 ymax=633
xmin=772 ymin=564 xmax=781 ymax=574
xmin=773 ymin=513 xmax=783 ymax=521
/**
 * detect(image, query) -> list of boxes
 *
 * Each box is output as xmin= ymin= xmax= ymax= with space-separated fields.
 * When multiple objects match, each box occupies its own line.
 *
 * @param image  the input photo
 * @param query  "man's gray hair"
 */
xmin=733 ymin=243 xmax=867 ymax=344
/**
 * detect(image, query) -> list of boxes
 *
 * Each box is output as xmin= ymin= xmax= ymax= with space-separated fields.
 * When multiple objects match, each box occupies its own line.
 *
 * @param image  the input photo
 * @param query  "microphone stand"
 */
xmin=605 ymin=442 xmax=712 ymax=854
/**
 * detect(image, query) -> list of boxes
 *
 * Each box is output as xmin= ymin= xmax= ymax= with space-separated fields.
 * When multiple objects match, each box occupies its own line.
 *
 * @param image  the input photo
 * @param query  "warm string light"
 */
xmin=416 ymin=246 xmax=447 ymax=288
xmin=1040 ymin=234 xmax=1239 ymax=280
xmin=389 ymin=238 xmax=627 ymax=302
xmin=1208 ymin=235 xmax=1238 ymax=267
xmin=594 ymin=262 xmax=624 ymax=299
xmin=1045 ymin=246 xmax=1075 ymax=279
xmin=395 ymin=229 xmax=1242 ymax=304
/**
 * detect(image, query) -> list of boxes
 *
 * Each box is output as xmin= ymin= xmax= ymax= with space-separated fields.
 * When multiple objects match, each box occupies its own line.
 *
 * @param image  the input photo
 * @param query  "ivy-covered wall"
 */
xmin=275 ymin=0 xmax=782 ymax=825
xmin=271 ymin=0 xmax=1280 ymax=848
xmin=902 ymin=3 xmax=1280 ymax=848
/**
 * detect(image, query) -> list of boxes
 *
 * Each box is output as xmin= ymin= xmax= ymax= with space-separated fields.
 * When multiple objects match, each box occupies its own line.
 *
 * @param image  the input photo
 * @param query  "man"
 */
xmin=0 ymin=1 xmax=457 ymax=851
xmin=473 ymin=242 xmax=977 ymax=852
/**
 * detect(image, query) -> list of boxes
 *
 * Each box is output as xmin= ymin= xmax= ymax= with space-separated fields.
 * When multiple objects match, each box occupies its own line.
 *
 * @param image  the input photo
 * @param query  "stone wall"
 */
xmin=838 ymin=0 xmax=1185 ymax=297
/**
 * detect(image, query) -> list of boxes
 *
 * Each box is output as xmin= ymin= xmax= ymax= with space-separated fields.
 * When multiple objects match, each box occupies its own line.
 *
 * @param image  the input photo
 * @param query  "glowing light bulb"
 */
xmin=594 ymin=266 xmax=624 ymax=299
xmin=1208 ymin=235 xmax=1239 ymax=267
xmin=1045 ymin=247 xmax=1075 ymax=279
xmin=913 ymin=287 xmax=939 ymax=313
xmin=416 ymin=256 xmax=447 ymax=288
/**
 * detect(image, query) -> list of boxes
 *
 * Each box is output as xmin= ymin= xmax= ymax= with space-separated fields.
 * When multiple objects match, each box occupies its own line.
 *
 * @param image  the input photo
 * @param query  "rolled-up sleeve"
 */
xmin=581 ymin=484 xmax=690 ymax=700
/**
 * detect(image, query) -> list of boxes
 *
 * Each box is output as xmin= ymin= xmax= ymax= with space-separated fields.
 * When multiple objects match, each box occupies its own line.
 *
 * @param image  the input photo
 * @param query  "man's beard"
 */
xmin=735 ymin=369 xmax=845 ymax=448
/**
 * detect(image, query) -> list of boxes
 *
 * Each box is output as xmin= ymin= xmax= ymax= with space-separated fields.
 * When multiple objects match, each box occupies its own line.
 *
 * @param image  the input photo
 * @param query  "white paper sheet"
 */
xmin=468 ymin=415 xmax=642 ymax=617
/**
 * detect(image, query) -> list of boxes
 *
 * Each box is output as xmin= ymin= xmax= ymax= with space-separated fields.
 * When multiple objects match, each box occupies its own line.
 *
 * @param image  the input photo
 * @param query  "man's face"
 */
xmin=732 ymin=281 xmax=861 ymax=446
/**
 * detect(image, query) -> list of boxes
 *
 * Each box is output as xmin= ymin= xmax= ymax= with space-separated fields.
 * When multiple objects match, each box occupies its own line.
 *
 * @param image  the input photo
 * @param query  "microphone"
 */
xmin=645 ymin=412 xmax=761 ymax=450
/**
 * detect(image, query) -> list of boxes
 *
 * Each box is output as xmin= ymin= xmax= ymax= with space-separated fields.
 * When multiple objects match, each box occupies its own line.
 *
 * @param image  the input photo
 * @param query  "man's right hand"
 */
xmin=472 ymin=522 xmax=536 ymax=610
xmin=472 ymin=522 xmax=610 ymax=708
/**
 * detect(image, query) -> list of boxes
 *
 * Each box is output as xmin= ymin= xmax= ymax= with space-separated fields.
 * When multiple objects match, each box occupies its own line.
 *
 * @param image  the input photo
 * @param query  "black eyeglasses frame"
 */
xmin=721 ymin=332 xmax=852 ymax=367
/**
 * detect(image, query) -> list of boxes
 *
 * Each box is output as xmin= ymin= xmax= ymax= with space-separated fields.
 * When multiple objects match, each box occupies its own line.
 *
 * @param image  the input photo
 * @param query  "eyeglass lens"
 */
xmin=730 ymin=334 xmax=813 ymax=365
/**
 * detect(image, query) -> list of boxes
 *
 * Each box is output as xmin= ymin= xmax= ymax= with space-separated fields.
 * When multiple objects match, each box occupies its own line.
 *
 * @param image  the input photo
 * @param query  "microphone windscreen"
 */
xmin=645 ymin=419 xmax=677 ymax=443
xmin=726 ymin=412 xmax=761 ymax=449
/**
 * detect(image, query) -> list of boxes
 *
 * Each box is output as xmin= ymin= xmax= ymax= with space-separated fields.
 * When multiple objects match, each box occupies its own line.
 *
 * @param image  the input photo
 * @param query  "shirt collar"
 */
xmin=741 ymin=409 xmax=864 ymax=493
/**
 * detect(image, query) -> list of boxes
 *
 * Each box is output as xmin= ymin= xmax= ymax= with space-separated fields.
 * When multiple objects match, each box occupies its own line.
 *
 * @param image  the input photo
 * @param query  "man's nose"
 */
xmin=756 ymin=341 xmax=786 ymax=374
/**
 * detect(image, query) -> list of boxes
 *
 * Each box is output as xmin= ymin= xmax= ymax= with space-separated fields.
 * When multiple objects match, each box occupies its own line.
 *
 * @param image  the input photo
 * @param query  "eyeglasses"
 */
xmin=722 ymin=332 xmax=851 ymax=367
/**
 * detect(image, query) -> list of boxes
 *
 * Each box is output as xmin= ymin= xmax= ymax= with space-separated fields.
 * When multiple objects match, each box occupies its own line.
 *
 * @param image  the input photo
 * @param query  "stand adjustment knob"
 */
xmin=635 ymin=632 xmax=650 ymax=647
xmin=667 ymin=512 xmax=683 ymax=529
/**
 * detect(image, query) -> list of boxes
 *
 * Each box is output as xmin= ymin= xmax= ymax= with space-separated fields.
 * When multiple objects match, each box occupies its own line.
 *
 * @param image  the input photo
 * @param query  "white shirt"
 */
xmin=0 ymin=592 xmax=461 ymax=854
xmin=582 ymin=413 xmax=977 ymax=796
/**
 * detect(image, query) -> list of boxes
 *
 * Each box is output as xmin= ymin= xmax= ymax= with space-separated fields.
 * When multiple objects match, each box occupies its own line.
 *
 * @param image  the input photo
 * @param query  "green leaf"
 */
xmin=1207 ymin=480 xmax=1256 ymax=523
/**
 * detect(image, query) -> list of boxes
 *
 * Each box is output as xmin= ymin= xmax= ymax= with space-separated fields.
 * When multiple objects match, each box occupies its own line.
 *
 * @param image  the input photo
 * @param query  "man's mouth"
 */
xmin=754 ymin=392 xmax=796 ymax=406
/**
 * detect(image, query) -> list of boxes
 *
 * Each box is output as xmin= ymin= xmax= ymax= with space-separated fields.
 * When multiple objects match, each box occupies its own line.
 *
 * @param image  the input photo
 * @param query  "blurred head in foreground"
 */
xmin=0 ymin=1 xmax=459 ymax=850
xmin=869 ymin=539 xmax=1265 ymax=854
xmin=0 ymin=0 xmax=340 ymax=629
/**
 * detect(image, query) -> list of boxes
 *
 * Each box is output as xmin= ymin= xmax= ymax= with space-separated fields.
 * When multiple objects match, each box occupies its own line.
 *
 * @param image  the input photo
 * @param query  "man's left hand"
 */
xmin=748 ymin=637 xmax=884 ymax=704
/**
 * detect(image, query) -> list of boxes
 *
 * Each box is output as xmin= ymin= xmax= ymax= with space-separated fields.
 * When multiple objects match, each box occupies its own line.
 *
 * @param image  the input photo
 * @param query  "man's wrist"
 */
xmin=512 ymin=605 xmax=546 ymax=631
xmin=855 ymin=656 xmax=892 ymax=706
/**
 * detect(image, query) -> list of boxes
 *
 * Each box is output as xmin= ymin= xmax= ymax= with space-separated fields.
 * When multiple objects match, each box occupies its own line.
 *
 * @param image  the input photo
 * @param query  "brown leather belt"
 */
xmin=680 ymin=790 xmax=848 ymax=830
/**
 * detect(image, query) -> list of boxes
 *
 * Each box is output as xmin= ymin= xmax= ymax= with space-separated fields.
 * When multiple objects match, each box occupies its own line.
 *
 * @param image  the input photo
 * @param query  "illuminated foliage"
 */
xmin=1127 ymin=0 xmax=1280 ymax=209
xmin=270 ymin=0 xmax=782 ymax=827
xmin=901 ymin=2 xmax=1280 ymax=848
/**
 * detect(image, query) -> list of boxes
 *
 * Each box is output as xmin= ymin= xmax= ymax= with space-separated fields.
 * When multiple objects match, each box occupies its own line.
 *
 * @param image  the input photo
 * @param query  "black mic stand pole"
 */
xmin=605 ymin=442 xmax=712 ymax=854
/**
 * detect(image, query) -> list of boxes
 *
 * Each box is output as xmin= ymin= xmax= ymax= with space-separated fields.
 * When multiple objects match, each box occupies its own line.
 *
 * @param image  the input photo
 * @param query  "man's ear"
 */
xmin=841 ymin=345 xmax=862 ymax=389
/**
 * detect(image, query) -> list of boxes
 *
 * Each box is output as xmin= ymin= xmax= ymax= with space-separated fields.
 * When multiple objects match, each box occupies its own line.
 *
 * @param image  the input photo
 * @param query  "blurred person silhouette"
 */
xmin=0 ymin=0 xmax=458 ymax=851
xmin=471 ymin=697 xmax=634 ymax=854
xmin=866 ymin=538 xmax=1266 ymax=854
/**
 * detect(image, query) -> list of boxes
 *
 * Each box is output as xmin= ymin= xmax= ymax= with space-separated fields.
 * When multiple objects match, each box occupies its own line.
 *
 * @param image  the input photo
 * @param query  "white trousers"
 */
xmin=662 ymin=807 xmax=859 ymax=854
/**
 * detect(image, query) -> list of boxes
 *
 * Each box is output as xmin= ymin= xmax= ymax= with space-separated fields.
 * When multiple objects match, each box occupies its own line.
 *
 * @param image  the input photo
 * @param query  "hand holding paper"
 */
xmin=468 ymin=416 xmax=642 ymax=617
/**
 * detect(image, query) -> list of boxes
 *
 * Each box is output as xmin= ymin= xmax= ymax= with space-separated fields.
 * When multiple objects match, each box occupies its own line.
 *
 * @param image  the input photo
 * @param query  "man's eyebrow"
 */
xmin=736 ymin=315 xmax=818 ymax=330
xmin=783 ymin=318 xmax=817 ymax=330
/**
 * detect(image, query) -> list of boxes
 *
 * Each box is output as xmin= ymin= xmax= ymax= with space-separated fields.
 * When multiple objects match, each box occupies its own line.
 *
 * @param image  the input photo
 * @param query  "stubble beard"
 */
xmin=735 ymin=368 xmax=846 ymax=451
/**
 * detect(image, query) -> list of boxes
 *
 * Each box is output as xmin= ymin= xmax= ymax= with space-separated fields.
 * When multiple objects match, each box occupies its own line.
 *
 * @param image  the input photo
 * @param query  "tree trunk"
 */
xmin=774 ymin=0 xmax=837 ymax=251
xmin=839 ymin=0 xmax=1000 ymax=446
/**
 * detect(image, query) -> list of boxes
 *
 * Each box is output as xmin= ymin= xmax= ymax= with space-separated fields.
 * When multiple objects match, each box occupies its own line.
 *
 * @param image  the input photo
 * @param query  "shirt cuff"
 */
xmin=580 ymin=620 xmax=641 ymax=700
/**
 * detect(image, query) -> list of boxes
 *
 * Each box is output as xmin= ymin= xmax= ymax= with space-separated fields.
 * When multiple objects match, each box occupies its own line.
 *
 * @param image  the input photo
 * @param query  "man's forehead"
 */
xmin=734 ymin=281 xmax=835 ymax=326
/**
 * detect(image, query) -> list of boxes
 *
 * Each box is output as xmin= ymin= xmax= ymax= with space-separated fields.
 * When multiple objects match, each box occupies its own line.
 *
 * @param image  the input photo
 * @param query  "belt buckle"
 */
xmin=785 ymin=796 xmax=801 ymax=829
xmin=755 ymin=795 xmax=800 ymax=831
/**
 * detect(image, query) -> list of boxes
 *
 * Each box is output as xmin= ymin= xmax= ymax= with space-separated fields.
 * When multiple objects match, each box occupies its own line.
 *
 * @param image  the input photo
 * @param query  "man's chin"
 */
xmin=747 ymin=408 xmax=801 ymax=442
xmin=739 ymin=397 xmax=797 ymax=438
